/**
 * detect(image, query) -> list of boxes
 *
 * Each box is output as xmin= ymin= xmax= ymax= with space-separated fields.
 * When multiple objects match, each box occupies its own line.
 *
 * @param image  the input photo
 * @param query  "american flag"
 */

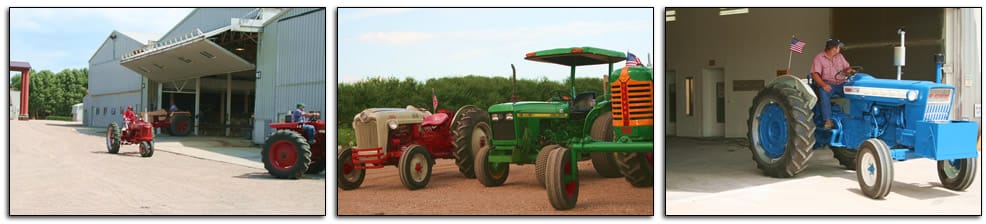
xmin=790 ymin=37 xmax=806 ymax=54
xmin=627 ymin=52 xmax=642 ymax=66
xmin=432 ymin=88 xmax=438 ymax=111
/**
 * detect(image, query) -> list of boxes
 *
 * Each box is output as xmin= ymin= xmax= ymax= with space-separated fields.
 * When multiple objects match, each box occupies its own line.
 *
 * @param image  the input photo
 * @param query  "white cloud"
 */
xmin=343 ymin=8 xmax=414 ymax=20
xmin=357 ymin=21 xmax=650 ymax=46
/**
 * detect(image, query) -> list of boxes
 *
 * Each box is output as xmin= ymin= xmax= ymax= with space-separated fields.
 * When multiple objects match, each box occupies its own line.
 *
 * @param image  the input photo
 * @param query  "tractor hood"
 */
xmin=353 ymin=106 xmax=431 ymax=125
xmin=488 ymin=101 xmax=569 ymax=115
xmin=845 ymin=74 xmax=954 ymax=103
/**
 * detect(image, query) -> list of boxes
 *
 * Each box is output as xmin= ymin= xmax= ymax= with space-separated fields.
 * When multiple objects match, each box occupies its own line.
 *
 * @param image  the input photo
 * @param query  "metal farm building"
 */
xmin=84 ymin=8 xmax=326 ymax=144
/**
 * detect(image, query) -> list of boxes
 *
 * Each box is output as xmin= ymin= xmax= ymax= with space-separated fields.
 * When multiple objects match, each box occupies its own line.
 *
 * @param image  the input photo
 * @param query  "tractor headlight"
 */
xmin=505 ymin=113 xmax=513 ymax=120
xmin=388 ymin=120 xmax=398 ymax=130
xmin=491 ymin=113 xmax=500 ymax=121
xmin=906 ymin=90 xmax=919 ymax=101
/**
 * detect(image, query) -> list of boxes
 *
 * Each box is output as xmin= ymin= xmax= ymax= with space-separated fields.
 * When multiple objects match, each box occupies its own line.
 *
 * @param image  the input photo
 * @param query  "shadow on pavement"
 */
xmin=90 ymin=150 xmax=146 ymax=157
xmin=234 ymin=171 xmax=325 ymax=180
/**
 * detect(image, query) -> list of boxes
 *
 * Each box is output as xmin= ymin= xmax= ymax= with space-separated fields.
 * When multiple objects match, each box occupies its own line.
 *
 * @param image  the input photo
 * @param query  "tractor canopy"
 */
xmin=524 ymin=47 xmax=626 ymax=66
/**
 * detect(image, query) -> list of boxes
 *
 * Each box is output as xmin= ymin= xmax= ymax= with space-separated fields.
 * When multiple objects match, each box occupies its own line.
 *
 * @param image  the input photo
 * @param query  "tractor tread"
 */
xmin=747 ymin=84 xmax=816 ymax=178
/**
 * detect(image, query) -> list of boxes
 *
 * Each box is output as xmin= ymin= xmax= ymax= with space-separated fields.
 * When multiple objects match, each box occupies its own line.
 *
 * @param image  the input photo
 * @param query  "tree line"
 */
xmin=9 ymin=68 xmax=89 ymax=118
xmin=337 ymin=75 xmax=609 ymax=127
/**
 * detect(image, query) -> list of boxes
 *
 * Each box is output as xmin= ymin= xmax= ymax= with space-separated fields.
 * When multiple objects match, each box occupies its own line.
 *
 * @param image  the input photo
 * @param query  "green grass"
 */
xmin=338 ymin=127 xmax=355 ymax=147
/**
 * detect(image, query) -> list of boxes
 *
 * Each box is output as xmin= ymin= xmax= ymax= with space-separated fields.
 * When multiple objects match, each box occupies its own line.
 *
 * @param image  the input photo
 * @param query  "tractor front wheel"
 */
xmin=589 ymin=112 xmax=622 ymax=178
xmin=546 ymin=147 xmax=578 ymax=210
xmin=262 ymin=130 xmax=312 ymax=179
xmin=452 ymin=106 xmax=489 ymax=178
xmin=536 ymin=144 xmax=563 ymax=188
xmin=337 ymin=147 xmax=365 ymax=190
xmin=475 ymin=143 xmax=509 ymax=187
xmin=399 ymin=145 xmax=434 ymax=190
xmin=106 ymin=122 xmax=121 ymax=154
xmin=139 ymin=141 xmax=154 ymax=157
xmin=855 ymin=138 xmax=893 ymax=199
xmin=747 ymin=84 xmax=815 ymax=178
xmin=937 ymin=158 xmax=977 ymax=191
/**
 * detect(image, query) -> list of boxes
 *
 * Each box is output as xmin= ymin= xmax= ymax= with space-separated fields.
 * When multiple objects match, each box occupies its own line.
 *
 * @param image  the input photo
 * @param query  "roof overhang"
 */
xmin=120 ymin=27 xmax=255 ymax=82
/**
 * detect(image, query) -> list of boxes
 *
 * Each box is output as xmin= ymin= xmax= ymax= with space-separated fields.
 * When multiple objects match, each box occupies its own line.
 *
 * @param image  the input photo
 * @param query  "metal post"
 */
xmin=226 ymin=73 xmax=232 ymax=136
xmin=156 ymin=82 xmax=162 ymax=111
xmin=194 ymin=77 xmax=200 ymax=136
xmin=570 ymin=65 xmax=577 ymax=98
xmin=896 ymin=28 xmax=906 ymax=80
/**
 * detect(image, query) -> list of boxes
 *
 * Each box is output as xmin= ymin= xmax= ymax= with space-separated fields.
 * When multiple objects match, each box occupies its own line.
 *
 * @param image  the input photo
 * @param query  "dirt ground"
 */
xmin=8 ymin=120 xmax=325 ymax=215
xmin=337 ymin=156 xmax=654 ymax=215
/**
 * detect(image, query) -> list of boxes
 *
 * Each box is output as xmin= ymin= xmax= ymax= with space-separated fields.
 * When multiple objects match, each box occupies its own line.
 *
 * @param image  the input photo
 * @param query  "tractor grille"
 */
xmin=353 ymin=120 xmax=379 ymax=148
xmin=611 ymin=79 xmax=654 ymax=127
xmin=923 ymin=88 xmax=953 ymax=121
xmin=492 ymin=115 xmax=515 ymax=140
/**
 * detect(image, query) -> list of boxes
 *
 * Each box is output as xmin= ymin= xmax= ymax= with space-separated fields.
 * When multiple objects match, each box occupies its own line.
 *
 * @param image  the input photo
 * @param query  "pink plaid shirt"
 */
xmin=810 ymin=52 xmax=851 ymax=85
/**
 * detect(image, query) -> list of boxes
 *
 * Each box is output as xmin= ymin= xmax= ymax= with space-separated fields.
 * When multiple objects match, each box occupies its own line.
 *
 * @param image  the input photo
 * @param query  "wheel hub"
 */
xmin=860 ymin=152 xmax=877 ymax=186
xmin=269 ymin=140 xmax=298 ymax=170
xmin=755 ymin=103 xmax=788 ymax=159
xmin=410 ymin=153 xmax=428 ymax=182
xmin=942 ymin=159 xmax=961 ymax=178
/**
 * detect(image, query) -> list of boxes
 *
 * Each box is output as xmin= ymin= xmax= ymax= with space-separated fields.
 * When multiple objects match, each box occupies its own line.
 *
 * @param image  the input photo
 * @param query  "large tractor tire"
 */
xmin=475 ymin=144 xmax=509 ymax=187
xmin=399 ymin=145 xmax=435 ymax=190
xmin=832 ymin=147 xmax=857 ymax=170
xmin=546 ymin=147 xmax=578 ymax=210
xmin=589 ymin=112 xmax=622 ymax=178
xmin=747 ymin=84 xmax=816 ymax=178
xmin=306 ymin=158 xmax=327 ymax=174
xmin=139 ymin=141 xmax=154 ymax=157
xmin=337 ymin=146 xmax=365 ymax=190
xmin=452 ymin=106 xmax=490 ymax=178
xmin=106 ymin=122 xmax=121 ymax=154
xmin=617 ymin=152 xmax=653 ymax=187
xmin=262 ymin=130 xmax=312 ymax=179
xmin=536 ymin=144 xmax=563 ymax=188
xmin=169 ymin=114 xmax=193 ymax=136
xmin=855 ymin=138 xmax=893 ymax=199
xmin=937 ymin=157 xmax=977 ymax=191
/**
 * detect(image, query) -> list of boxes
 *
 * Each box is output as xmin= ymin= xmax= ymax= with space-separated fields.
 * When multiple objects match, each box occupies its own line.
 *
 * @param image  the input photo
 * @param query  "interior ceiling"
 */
xmin=209 ymin=31 xmax=259 ymax=64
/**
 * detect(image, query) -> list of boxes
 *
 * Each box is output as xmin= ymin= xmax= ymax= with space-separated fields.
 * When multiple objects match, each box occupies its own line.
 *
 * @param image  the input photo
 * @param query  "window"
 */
xmin=719 ymin=8 xmax=749 ymax=16
xmin=666 ymin=10 xmax=676 ymax=22
xmin=685 ymin=77 xmax=694 ymax=116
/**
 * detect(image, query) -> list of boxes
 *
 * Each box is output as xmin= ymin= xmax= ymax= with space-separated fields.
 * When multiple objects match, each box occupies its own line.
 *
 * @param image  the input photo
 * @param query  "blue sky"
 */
xmin=9 ymin=8 xmax=192 ymax=76
xmin=338 ymin=8 xmax=654 ymax=83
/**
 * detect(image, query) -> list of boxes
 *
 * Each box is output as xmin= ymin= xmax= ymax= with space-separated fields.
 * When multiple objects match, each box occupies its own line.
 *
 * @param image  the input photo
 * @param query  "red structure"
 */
xmin=10 ymin=61 xmax=31 ymax=120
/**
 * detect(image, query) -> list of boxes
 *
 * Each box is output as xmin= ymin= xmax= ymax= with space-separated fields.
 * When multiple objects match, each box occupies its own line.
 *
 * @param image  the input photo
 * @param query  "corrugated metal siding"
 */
xmin=253 ymin=8 xmax=325 ymax=144
xmin=160 ymin=8 xmax=258 ymax=41
xmin=88 ymin=31 xmax=145 ymax=100
xmin=86 ymin=93 xmax=141 ymax=128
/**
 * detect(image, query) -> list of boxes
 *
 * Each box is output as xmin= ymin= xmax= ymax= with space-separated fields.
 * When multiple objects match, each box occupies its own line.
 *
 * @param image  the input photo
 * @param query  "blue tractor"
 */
xmin=747 ymin=54 xmax=979 ymax=199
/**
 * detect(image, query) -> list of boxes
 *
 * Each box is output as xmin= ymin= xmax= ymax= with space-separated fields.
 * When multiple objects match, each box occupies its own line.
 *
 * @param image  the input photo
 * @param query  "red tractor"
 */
xmin=106 ymin=118 xmax=156 ymax=157
xmin=142 ymin=109 xmax=193 ymax=136
xmin=338 ymin=105 xmax=482 ymax=190
xmin=262 ymin=112 xmax=326 ymax=179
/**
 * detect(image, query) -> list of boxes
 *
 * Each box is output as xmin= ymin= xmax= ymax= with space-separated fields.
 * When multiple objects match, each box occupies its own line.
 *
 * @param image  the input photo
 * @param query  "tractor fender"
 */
xmin=766 ymin=75 xmax=818 ymax=107
xmin=583 ymin=101 xmax=612 ymax=134
xmin=451 ymin=105 xmax=485 ymax=130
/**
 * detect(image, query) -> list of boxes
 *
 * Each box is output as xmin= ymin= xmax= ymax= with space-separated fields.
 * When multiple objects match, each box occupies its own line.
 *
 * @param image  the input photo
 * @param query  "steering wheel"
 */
xmin=307 ymin=111 xmax=321 ymax=122
xmin=547 ymin=90 xmax=569 ymax=102
xmin=839 ymin=66 xmax=865 ymax=81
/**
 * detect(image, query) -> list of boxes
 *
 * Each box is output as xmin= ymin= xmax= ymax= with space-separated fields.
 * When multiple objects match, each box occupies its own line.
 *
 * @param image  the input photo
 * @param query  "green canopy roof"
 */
xmin=524 ymin=47 xmax=626 ymax=66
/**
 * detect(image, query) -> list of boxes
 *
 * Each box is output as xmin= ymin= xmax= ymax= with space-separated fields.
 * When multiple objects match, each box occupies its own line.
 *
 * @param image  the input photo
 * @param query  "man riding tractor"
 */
xmin=294 ymin=103 xmax=320 ymax=144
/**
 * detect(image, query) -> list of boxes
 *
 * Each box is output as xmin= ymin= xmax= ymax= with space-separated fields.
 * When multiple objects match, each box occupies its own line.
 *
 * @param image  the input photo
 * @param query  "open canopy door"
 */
xmin=120 ymin=28 xmax=255 ymax=82
xmin=524 ymin=47 xmax=626 ymax=66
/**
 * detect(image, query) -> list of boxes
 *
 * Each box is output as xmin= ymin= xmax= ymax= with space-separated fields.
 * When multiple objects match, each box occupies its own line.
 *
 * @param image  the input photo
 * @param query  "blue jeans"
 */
xmin=817 ymin=83 xmax=845 ymax=121
xmin=301 ymin=124 xmax=316 ymax=143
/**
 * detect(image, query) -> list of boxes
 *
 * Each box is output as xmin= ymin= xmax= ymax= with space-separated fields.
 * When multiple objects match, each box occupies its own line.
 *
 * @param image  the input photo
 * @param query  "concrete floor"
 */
xmin=665 ymin=136 xmax=982 ymax=215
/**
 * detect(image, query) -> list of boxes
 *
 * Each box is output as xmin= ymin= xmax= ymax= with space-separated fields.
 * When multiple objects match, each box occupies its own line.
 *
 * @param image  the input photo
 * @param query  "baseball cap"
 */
xmin=825 ymin=39 xmax=845 ymax=50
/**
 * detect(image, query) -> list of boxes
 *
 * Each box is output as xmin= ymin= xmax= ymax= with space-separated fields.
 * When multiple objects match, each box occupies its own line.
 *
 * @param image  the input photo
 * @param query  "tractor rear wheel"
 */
xmin=546 ymin=147 xmax=578 ymax=210
xmin=452 ymin=106 xmax=489 ymax=178
xmin=337 ymin=146 xmax=365 ymax=190
xmin=589 ymin=112 xmax=622 ymax=178
xmin=747 ymin=84 xmax=815 ymax=178
xmin=169 ymin=114 xmax=192 ymax=136
xmin=139 ymin=141 xmax=154 ymax=157
xmin=832 ymin=147 xmax=857 ymax=170
xmin=262 ymin=130 xmax=312 ymax=179
xmin=399 ymin=145 xmax=434 ymax=190
xmin=856 ymin=138 xmax=893 ymax=199
xmin=106 ymin=122 xmax=121 ymax=154
xmin=617 ymin=152 xmax=654 ymax=187
xmin=536 ymin=144 xmax=563 ymax=188
xmin=475 ymin=143 xmax=509 ymax=187
xmin=937 ymin=158 xmax=977 ymax=191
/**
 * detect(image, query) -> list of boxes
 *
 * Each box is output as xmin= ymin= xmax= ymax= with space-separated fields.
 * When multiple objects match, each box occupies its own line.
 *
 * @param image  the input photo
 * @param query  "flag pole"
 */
xmin=787 ymin=35 xmax=794 ymax=75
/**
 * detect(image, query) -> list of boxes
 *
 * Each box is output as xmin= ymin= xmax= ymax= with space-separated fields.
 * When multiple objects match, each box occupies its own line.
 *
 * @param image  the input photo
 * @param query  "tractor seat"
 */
xmin=422 ymin=113 xmax=448 ymax=126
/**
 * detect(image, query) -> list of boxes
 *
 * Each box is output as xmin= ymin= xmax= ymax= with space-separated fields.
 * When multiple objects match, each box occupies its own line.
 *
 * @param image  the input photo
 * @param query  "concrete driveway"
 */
xmin=665 ymin=137 xmax=982 ymax=215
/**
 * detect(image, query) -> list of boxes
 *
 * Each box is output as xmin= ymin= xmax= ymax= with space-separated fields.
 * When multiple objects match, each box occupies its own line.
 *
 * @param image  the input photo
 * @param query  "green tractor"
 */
xmin=455 ymin=47 xmax=654 ymax=210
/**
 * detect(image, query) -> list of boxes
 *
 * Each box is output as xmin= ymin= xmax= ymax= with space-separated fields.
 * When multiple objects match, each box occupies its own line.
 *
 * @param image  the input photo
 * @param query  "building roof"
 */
xmin=10 ymin=61 xmax=31 ymax=70
xmin=117 ymin=31 xmax=162 ymax=45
